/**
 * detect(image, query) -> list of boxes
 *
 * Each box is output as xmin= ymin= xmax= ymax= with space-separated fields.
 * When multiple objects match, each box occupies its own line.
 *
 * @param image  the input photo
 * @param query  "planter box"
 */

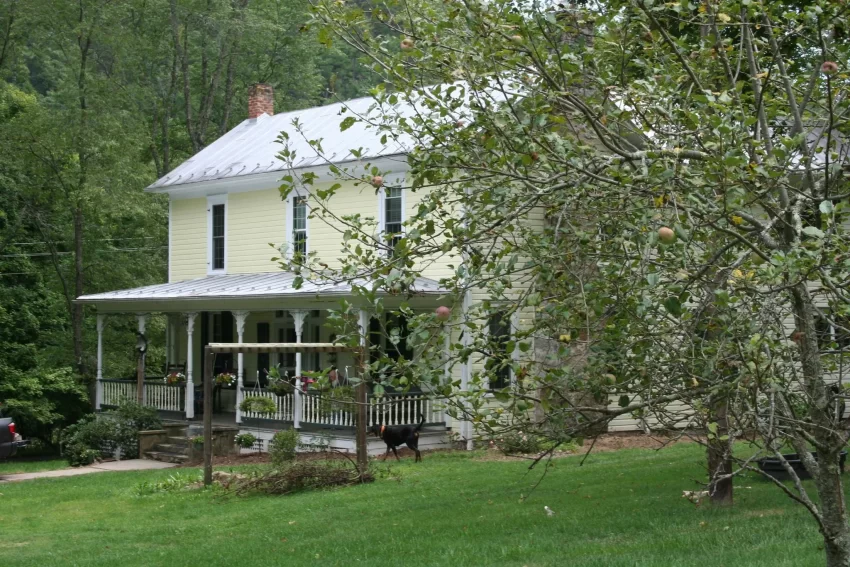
xmin=757 ymin=451 xmax=847 ymax=481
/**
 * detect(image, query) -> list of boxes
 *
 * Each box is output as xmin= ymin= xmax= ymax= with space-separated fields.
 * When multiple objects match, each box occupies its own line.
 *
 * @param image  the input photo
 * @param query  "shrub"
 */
xmin=114 ymin=399 xmax=161 ymax=431
xmin=269 ymin=428 xmax=299 ymax=468
xmin=235 ymin=433 xmax=257 ymax=449
xmin=62 ymin=415 xmax=116 ymax=466
xmin=61 ymin=400 xmax=163 ymax=465
xmin=495 ymin=430 xmax=543 ymax=454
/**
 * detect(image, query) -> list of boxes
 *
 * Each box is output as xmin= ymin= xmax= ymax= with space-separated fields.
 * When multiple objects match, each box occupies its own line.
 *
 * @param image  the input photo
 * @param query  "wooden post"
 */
xmin=136 ymin=352 xmax=145 ymax=404
xmin=356 ymin=310 xmax=369 ymax=477
xmin=203 ymin=346 xmax=214 ymax=487
xmin=136 ymin=314 xmax=148 ymax=404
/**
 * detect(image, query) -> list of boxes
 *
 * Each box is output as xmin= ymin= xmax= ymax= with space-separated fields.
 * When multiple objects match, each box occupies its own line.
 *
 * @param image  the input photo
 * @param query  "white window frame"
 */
xmin=377 ymin=185 xmax=406 ymax=256
xmin=285 ymin=189 xmax=310 ymax=261
xmin=207 ymin=194 xmax=227 ymax=274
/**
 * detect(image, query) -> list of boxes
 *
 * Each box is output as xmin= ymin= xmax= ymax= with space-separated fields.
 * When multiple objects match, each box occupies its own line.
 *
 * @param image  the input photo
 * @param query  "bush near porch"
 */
xmin=0 ymin=443 xmax=839 ymax=567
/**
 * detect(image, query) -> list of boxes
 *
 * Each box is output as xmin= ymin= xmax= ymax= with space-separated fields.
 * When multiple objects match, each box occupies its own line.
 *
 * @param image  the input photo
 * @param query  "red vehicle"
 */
xmin=0 ymin=413 xmax=27 ymax=459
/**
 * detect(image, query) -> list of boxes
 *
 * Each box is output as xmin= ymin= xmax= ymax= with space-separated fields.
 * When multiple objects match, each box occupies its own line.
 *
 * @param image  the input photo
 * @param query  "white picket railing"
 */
xmin=101 ymin=380 xmax=183 ymax=413
xmin=144 ymin=382 xmax=183 ymax=412
xmin=239 ymin=388 xmax=294 ymax=421
xmin=104 ymin=380 xmax=446 ymax=428
xmin=301 ymin=393 xmax=357 ymax=427
xmin=102 ymin=380 xmax=136 ymax=407
xmin=367 ymin=394 xmax=445 ymax=427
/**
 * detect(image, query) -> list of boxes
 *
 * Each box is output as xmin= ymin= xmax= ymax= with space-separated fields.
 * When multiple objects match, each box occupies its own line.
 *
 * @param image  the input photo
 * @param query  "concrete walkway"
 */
xmin=0 ymin=459 xmax=176 ymax=483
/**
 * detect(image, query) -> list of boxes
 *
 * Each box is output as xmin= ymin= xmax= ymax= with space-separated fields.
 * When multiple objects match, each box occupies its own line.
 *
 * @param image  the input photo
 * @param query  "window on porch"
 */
xmin=487 ymin=310 xmax=512 ymax=390
xmin=369 ymin=313 xmax=416 ymax=393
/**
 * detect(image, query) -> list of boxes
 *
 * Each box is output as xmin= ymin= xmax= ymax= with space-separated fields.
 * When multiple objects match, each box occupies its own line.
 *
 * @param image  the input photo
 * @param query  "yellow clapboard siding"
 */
xmin=170 ymin=197 xmax=208 ymax=282
xmin=227 ymin=189 xmax=287 ymax=274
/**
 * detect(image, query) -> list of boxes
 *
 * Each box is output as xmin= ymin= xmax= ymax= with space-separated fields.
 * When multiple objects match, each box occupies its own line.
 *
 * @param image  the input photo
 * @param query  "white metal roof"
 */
xmin=76 ymin=271 xmax=446 ymax=303
xmin=146 ymin=96 xmax=416 ymax=191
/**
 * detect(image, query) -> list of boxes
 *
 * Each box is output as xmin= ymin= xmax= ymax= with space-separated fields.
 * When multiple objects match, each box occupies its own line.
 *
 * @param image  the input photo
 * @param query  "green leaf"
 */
xmin=618 ymin=395 xmax=630 ymax=408
xmin=646 ymin=273 xmax=660 ymax=287
xmin=339 ymin=116 xmax=357 ymax=132
xmin=820 ymin=200 xmax=835 ymax=214
xmin=663 ymin=296 xmax=682 ymax=317
xmin=802 ymin=226 xmax=825 ymax=238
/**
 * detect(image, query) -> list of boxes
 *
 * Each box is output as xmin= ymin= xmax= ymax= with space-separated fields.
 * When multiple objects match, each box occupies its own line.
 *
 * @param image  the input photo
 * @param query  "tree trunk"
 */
xmin=707 ymin=397 xmax=733 ymax=506
xmin=816 ymin=452 xmax=850 ymax=567
xmin=790 ymin=283 xmax=850 ymax=566
xmin=73 ymin=204 xmax=85 ymax=374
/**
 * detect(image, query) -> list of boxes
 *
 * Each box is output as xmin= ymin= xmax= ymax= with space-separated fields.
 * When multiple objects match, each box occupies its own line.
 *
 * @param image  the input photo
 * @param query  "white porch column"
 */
xmin=461 ymin=290 xmax=473 ymax=451
xmin=291 ymin=310 xmax=308 ymax=429
xmin=95 ymin=314 xmax=106 ymax=410
xmin=234 ymin=310 xmax=250 ymax=424
xmin=137 ymin=313 xmax=149 ymax=405
xmin=185 ymin=313 xmax=198 ymax=419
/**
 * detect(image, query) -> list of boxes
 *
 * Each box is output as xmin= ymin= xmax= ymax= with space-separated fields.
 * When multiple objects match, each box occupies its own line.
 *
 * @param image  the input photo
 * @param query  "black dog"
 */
xmin=369 ymin=413 xmax=425 ymax=462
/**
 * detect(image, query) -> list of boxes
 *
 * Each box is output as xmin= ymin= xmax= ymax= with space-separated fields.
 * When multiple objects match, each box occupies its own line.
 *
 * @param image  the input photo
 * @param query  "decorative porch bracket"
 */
xmin=185 ymin=312 xmax=198 ymax=419
xmin=233 ymin=310 xmax=250 ymax=424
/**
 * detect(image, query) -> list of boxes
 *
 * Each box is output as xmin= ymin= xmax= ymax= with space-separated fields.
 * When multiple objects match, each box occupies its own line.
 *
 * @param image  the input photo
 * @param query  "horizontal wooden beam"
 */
xmin=207 ymin=342 xmax=354 ymax=354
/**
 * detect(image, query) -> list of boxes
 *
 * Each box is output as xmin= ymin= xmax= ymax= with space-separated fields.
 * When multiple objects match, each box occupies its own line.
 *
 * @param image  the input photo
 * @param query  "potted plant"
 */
xmin=163 ymin=371 xmax=186 ymax=385
xmin=235 ymin=432 xmax=257 ymax=450
xmin=215 ymin=372 xmax=236 ymax=387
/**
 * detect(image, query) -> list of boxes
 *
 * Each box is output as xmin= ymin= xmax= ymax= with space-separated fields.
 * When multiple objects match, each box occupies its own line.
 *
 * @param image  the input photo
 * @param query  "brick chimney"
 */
xmin=248 ymin=83 xmax=274 ymax=119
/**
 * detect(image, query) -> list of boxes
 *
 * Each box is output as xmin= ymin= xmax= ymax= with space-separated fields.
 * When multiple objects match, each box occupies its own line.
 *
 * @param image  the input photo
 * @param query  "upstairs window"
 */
xmin=381 ymin=187 xmax=404 ymax=256
xmin=292 ymin=196 xmax=308 ymax=256
xmin=207 ymin=195 xmax=227 ymax=273
xmin=285 ymin=193 xmax=309 ymax=260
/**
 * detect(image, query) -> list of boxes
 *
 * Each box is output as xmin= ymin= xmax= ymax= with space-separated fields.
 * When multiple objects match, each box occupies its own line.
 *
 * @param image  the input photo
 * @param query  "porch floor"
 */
xmin=158 ymin=412 xmax=453 ymax=456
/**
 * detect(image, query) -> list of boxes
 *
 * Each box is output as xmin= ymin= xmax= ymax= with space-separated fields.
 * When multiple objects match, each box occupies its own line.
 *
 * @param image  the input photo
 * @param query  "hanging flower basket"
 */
xmin=215 ymin=372 xmax=236 ymax=387
xmin=268 ymin=381 xmax=295 ymax=397
xmin=239 ymin=395 xmax=276 ymax=416
xmin=164 ymin=372 xmax=186 ymax=385
xmin=265 ymin=367 xmax=294 ymax=397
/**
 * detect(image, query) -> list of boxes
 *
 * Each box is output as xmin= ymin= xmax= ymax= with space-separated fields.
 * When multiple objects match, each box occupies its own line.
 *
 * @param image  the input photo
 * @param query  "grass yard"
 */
xmin=0 ymin=443 xmax=837 ymax=567
xmin=0 ymin=458 xmax=69 ymax=475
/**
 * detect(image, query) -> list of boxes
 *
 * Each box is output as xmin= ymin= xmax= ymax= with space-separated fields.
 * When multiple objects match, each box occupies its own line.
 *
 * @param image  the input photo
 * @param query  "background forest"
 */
xmin=0 ymin=0 xmax=372 ymax=443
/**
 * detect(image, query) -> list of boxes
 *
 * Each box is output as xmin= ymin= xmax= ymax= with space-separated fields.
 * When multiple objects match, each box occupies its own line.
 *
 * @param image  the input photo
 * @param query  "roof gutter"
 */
xmin=145 ymin=154 xmax=411 ymax=198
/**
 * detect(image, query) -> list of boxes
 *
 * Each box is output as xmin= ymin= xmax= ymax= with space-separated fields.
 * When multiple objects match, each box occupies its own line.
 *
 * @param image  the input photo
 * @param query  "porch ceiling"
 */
xmin=76 ymin=271 xmax=449 ymax=313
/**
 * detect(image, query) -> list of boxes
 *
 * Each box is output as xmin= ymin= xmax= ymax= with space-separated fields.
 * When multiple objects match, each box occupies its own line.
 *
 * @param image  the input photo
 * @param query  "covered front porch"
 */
xmin=78 ymin=272 xmax=454 ymax=436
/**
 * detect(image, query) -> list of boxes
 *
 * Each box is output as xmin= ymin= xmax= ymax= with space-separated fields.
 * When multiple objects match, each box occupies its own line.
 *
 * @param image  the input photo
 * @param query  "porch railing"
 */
xmin=238 ymin=388 xmax=446 ymax=428
xmin=101 ymin=379 xmax=183 ymax=412
xmin=367 ymin=393 xmax=445 ymax=427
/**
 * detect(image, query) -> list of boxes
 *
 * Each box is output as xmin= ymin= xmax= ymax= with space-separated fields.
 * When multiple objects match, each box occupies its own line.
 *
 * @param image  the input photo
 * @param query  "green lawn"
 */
xmin=0 ymin=458 xmax=68 ymax=475
xmin=0 ymin=444 xmax=836 ymax=566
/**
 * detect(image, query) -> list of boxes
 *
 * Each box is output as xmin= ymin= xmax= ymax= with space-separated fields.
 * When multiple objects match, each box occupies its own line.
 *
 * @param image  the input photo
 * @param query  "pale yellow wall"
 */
xmin=168 ymin=180 xmax=474 ymax=283
xmin=170 ymin=198 xmax=208 ymax=282
xmin=228 ymin=189 xmax=287 ymax=274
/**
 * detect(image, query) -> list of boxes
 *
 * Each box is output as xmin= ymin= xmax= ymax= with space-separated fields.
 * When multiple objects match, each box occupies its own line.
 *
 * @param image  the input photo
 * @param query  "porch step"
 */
xmin=153 ymin=443 xmax=189 ymax=454
xmin=166 ymin=436 xmax=190 ymax=448
xmin=144 ymin=450 xmax=190 ymax=464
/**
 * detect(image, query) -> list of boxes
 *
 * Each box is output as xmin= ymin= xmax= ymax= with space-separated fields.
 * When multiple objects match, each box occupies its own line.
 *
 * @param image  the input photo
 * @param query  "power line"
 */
xmin=1 ymin=246 xmax=168 ymax=259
